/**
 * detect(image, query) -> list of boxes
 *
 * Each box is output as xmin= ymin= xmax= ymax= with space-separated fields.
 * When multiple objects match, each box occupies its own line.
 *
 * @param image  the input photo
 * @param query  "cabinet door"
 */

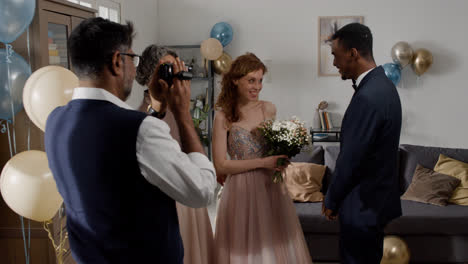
xmin=71 ymin=16 xmax=85 ymax=30
xmin=40 ymin=10 xmax=72 ymax=69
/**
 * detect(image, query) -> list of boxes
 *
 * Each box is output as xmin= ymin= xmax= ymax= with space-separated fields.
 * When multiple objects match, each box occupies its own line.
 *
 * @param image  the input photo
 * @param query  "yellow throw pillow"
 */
xmin=283 ymin=162 xmax=326 ymax=202
xmin=434 ymin=154 xmax=468 ymax=205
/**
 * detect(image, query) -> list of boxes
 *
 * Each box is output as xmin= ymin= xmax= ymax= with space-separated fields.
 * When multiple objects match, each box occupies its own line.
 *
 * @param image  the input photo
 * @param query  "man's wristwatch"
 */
xmin=147 ymin=104 xmax=166 ymax=119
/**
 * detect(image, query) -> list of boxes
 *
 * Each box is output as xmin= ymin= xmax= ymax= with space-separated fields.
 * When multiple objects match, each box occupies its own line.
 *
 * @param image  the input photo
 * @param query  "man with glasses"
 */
xmin=45 ymin=17 xmax=216 ymax=264
xmin=120 ymin=52 xmax=141 ymax=67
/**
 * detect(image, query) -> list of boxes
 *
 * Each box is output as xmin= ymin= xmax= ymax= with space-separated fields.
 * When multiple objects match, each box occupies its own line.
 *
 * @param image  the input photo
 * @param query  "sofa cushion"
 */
xmin=295 ymin=200 xmax=468 ymax=235
xmin=284 ymin=162 xmax=326 ymax=202
xmin=385 ymin=200 xmax=468 ymax=235
xmin=401 ymin=164 xmax=461 ymax=206
xmin=291 ymin=145 xmax=324 ymax=164
xmin=434 ymin=154 xmax=468 ymax=205
xmin=294 ymin=202 xmax=339 ymax=233
xmin=399 ymin=144 xmax=468 ymax=194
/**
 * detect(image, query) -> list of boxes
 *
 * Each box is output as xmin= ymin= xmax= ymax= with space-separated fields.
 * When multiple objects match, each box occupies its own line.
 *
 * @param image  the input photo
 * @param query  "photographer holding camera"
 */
xmin=136 ymin=44 xmax=215 ymax=264
xmin=45 ymin=18 xmax=216 ymax=264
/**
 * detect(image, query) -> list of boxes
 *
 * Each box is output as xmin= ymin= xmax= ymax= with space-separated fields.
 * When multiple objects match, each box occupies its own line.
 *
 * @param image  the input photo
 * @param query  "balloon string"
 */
xmin=5 ymin=44 xmax=17 ymax=155
xmin=43 ymin=219 xmax=67 ymax=264
xmin=26 ymin=27 xmax=32 ymax=151
xmin=26 ymin=27 xmax=32 ymax=72
xmin=20 ymin=216 xmax=31 ymax=264
xmin=26 ymin=29 xmax=33 ymax=262
xmin=28 ymin=219 xmax=31 ymax=262
xmin=6 ymin=122 xmax=13 ymax=158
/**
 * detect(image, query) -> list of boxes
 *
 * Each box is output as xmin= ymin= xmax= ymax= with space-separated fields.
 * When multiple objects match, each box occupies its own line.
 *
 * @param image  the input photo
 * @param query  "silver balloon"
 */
xmin=391 ymin=42 xmax=414 ymax=68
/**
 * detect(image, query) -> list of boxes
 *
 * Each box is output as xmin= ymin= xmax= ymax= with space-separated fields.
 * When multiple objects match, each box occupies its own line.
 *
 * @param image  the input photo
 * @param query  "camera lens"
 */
xmin=158 ymin=63 xmax=174 ymax=87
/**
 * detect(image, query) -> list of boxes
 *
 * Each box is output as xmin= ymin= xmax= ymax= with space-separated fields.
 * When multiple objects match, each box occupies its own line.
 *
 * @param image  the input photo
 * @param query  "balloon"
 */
xmin=381 ymin=235 xmax=410 ymax=264
xmin=412 ymin=49 xmax=433 ymax=76
xmin=200 ymin=38 xmax=223 ymax=60
xmin=0 ymin=49 xmax=31 ymax=120
xmin=0 ymin=150 xmax=63 ymax=222
xmin=391 ymin=41 xmax=414 ymax=68
xmin=382 ymin=63 xmax=402 ymax=86
xmin=0 ymin=0 xmax=36 ymax=43
xmin=213 ymin=52 xmax=232 ymax=75
xmin=23 ymin=66 xmax=78 ymax=131
xmin=210 ymin=22 xmax=233 ymax=47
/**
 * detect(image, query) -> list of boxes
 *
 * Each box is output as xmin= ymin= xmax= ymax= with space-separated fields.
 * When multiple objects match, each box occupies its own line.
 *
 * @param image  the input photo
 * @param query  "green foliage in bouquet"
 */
xmin=258 ymin=117 xmax=311 ymax=183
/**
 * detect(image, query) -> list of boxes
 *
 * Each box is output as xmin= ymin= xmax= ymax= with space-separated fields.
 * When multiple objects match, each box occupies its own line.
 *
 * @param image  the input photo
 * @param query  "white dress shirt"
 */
xmin=72 ymin=87 xmax=217 ymax=208
xmin=355 ymin=67 xmax=375 ymax=87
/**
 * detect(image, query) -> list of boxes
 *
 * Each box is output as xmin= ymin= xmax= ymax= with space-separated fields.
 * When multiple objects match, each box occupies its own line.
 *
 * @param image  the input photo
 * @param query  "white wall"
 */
xmin=117 ymin=0 xmax=159 ymax=108
xmin=154 ymin=0 xmax=468 ymax=148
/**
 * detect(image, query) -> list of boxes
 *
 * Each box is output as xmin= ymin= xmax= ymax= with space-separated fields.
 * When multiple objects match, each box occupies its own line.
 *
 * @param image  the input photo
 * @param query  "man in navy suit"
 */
xmin=323 ymin=23 xmax=402 ymax=264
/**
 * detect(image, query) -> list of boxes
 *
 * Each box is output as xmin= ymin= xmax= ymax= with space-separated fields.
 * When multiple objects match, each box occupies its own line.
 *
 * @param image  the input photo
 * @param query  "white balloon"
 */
xmin=23 ymin=66 xmax=78 ymax=131
xmin=0 ymin=150 xmax=63 ymax=222
xmin=200 ymin=38 xmax=223 ymax=60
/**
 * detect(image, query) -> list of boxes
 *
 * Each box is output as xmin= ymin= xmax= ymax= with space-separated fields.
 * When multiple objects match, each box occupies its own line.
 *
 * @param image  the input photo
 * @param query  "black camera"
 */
xmin=158 ymin=63 xmax=193 ymax=87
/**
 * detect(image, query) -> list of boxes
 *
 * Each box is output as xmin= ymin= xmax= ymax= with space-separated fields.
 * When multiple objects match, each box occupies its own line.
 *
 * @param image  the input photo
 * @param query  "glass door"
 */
xmin=41 ymin=10 xmax=72 ymax=69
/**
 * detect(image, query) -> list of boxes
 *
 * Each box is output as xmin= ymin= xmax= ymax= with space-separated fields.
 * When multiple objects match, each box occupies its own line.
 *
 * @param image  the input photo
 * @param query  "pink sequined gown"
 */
xmin=214 ymin=125 xmax=313 ymax=264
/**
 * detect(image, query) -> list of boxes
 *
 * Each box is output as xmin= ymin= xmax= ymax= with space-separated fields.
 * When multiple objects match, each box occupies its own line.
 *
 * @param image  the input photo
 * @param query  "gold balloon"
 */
xmin=213 ymin=52 xmax=232 ymax=75
xmin=391 ymin=41 xmax=414 ymax=68
xmin=411 ymin=49 xmax=433 ymax=76
xmin=381 ymin=235 xmax=410 ymax=264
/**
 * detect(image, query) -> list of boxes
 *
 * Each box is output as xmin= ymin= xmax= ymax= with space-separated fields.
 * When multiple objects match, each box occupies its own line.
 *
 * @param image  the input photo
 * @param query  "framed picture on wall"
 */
xmin=318 ymin=16 xmax=364 ymax=76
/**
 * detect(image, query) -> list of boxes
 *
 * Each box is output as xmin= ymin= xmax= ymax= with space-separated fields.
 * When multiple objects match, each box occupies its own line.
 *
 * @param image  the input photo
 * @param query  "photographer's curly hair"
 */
xmin=215 ymin=52 xmax=267 ymax=124
xmin=136 ymin=45 xmax=178 ymax=86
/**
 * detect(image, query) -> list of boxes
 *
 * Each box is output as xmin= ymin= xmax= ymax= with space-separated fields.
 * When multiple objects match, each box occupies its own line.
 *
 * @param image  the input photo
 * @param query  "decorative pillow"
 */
xmin=434 ymin=154 xmax=468 ymax=205
xmin=283 ymin=162 xmax=326 ymax=202
xmin=401 ymin=164 xmax=461 ymax=206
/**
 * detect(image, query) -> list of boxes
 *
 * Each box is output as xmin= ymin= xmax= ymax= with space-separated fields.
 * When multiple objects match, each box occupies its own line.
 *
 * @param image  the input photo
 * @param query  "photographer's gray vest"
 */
xmin=45 ymin=99 xmax=183 ymax=264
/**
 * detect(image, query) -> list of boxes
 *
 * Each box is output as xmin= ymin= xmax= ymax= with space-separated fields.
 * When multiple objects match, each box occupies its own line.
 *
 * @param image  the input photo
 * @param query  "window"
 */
xmin=66 ymin=0 xmax=93 ymax=8
xmin=66 ymin=0 xmax=121 ymax=24
xmin=97 ymin=0 xmax=121 ymax=23
xmin=79 ymin=1 xmax=92 ymax=8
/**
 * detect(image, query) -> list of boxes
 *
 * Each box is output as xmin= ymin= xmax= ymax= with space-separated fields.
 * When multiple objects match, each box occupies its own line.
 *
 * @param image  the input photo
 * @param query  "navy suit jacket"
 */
xmin=324 ymin=66 xmax=402 ymax=227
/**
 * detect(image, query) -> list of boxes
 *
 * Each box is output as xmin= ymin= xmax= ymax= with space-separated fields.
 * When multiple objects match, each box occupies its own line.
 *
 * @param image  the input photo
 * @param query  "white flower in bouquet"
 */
xmin=258 ymin=116 xmax=311 ymax=183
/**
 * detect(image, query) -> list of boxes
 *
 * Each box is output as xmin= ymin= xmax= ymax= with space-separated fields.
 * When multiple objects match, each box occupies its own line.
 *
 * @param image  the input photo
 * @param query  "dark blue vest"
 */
xmin=45 ymin=99 xmax=183 ymax=264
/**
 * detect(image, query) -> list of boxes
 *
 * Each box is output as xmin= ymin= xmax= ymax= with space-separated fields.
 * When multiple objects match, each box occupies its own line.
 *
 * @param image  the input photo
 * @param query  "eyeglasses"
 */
xmin=121 ymin=52 xmax=141 ymax=67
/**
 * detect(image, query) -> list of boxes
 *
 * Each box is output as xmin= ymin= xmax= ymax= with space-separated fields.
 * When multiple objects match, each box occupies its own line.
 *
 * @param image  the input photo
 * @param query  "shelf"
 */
xmin=311 ymin=127 xmax=341 ymax=143
xmin=312 ymin=135 xmax=340 ymax=142
xmin=192 ymin=77 xmax=212 ymax=81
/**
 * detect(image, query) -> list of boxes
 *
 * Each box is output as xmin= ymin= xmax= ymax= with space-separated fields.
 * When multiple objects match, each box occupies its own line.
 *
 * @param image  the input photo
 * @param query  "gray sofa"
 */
xmin=292 ymin=144 xmax=468 ymax=263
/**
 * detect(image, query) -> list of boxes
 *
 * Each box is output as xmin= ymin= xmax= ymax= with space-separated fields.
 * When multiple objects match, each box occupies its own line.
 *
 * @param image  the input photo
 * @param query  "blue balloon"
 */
xmin=0 ymin=0 xmax=36 ymax=43
xmin=382 ymin=63 xmax=401 ymax=86
xmin=210 ymin=22 xmax=233 ymax=47
xmin=0 ymin=49 xmax=31 ymax=120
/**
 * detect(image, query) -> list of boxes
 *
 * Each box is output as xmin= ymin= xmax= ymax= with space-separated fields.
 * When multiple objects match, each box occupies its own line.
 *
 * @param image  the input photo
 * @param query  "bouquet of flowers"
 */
xmin=258 ymin=117 xmax=311 ymax=183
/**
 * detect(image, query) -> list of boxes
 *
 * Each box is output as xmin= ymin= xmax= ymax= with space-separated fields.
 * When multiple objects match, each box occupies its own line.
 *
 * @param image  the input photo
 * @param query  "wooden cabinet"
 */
xmin=0 ymin=1 xmax=95 ymax=263
xmin=31 ymin=0 xmax=96 ymax=70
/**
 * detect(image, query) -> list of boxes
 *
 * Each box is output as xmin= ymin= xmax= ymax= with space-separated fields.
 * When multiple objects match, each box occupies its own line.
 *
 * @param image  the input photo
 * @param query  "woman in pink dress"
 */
xmin=137 ymin=45 xmax=214 ymax=264
xmin=212 ymin=53 xmax=313 ymax=263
